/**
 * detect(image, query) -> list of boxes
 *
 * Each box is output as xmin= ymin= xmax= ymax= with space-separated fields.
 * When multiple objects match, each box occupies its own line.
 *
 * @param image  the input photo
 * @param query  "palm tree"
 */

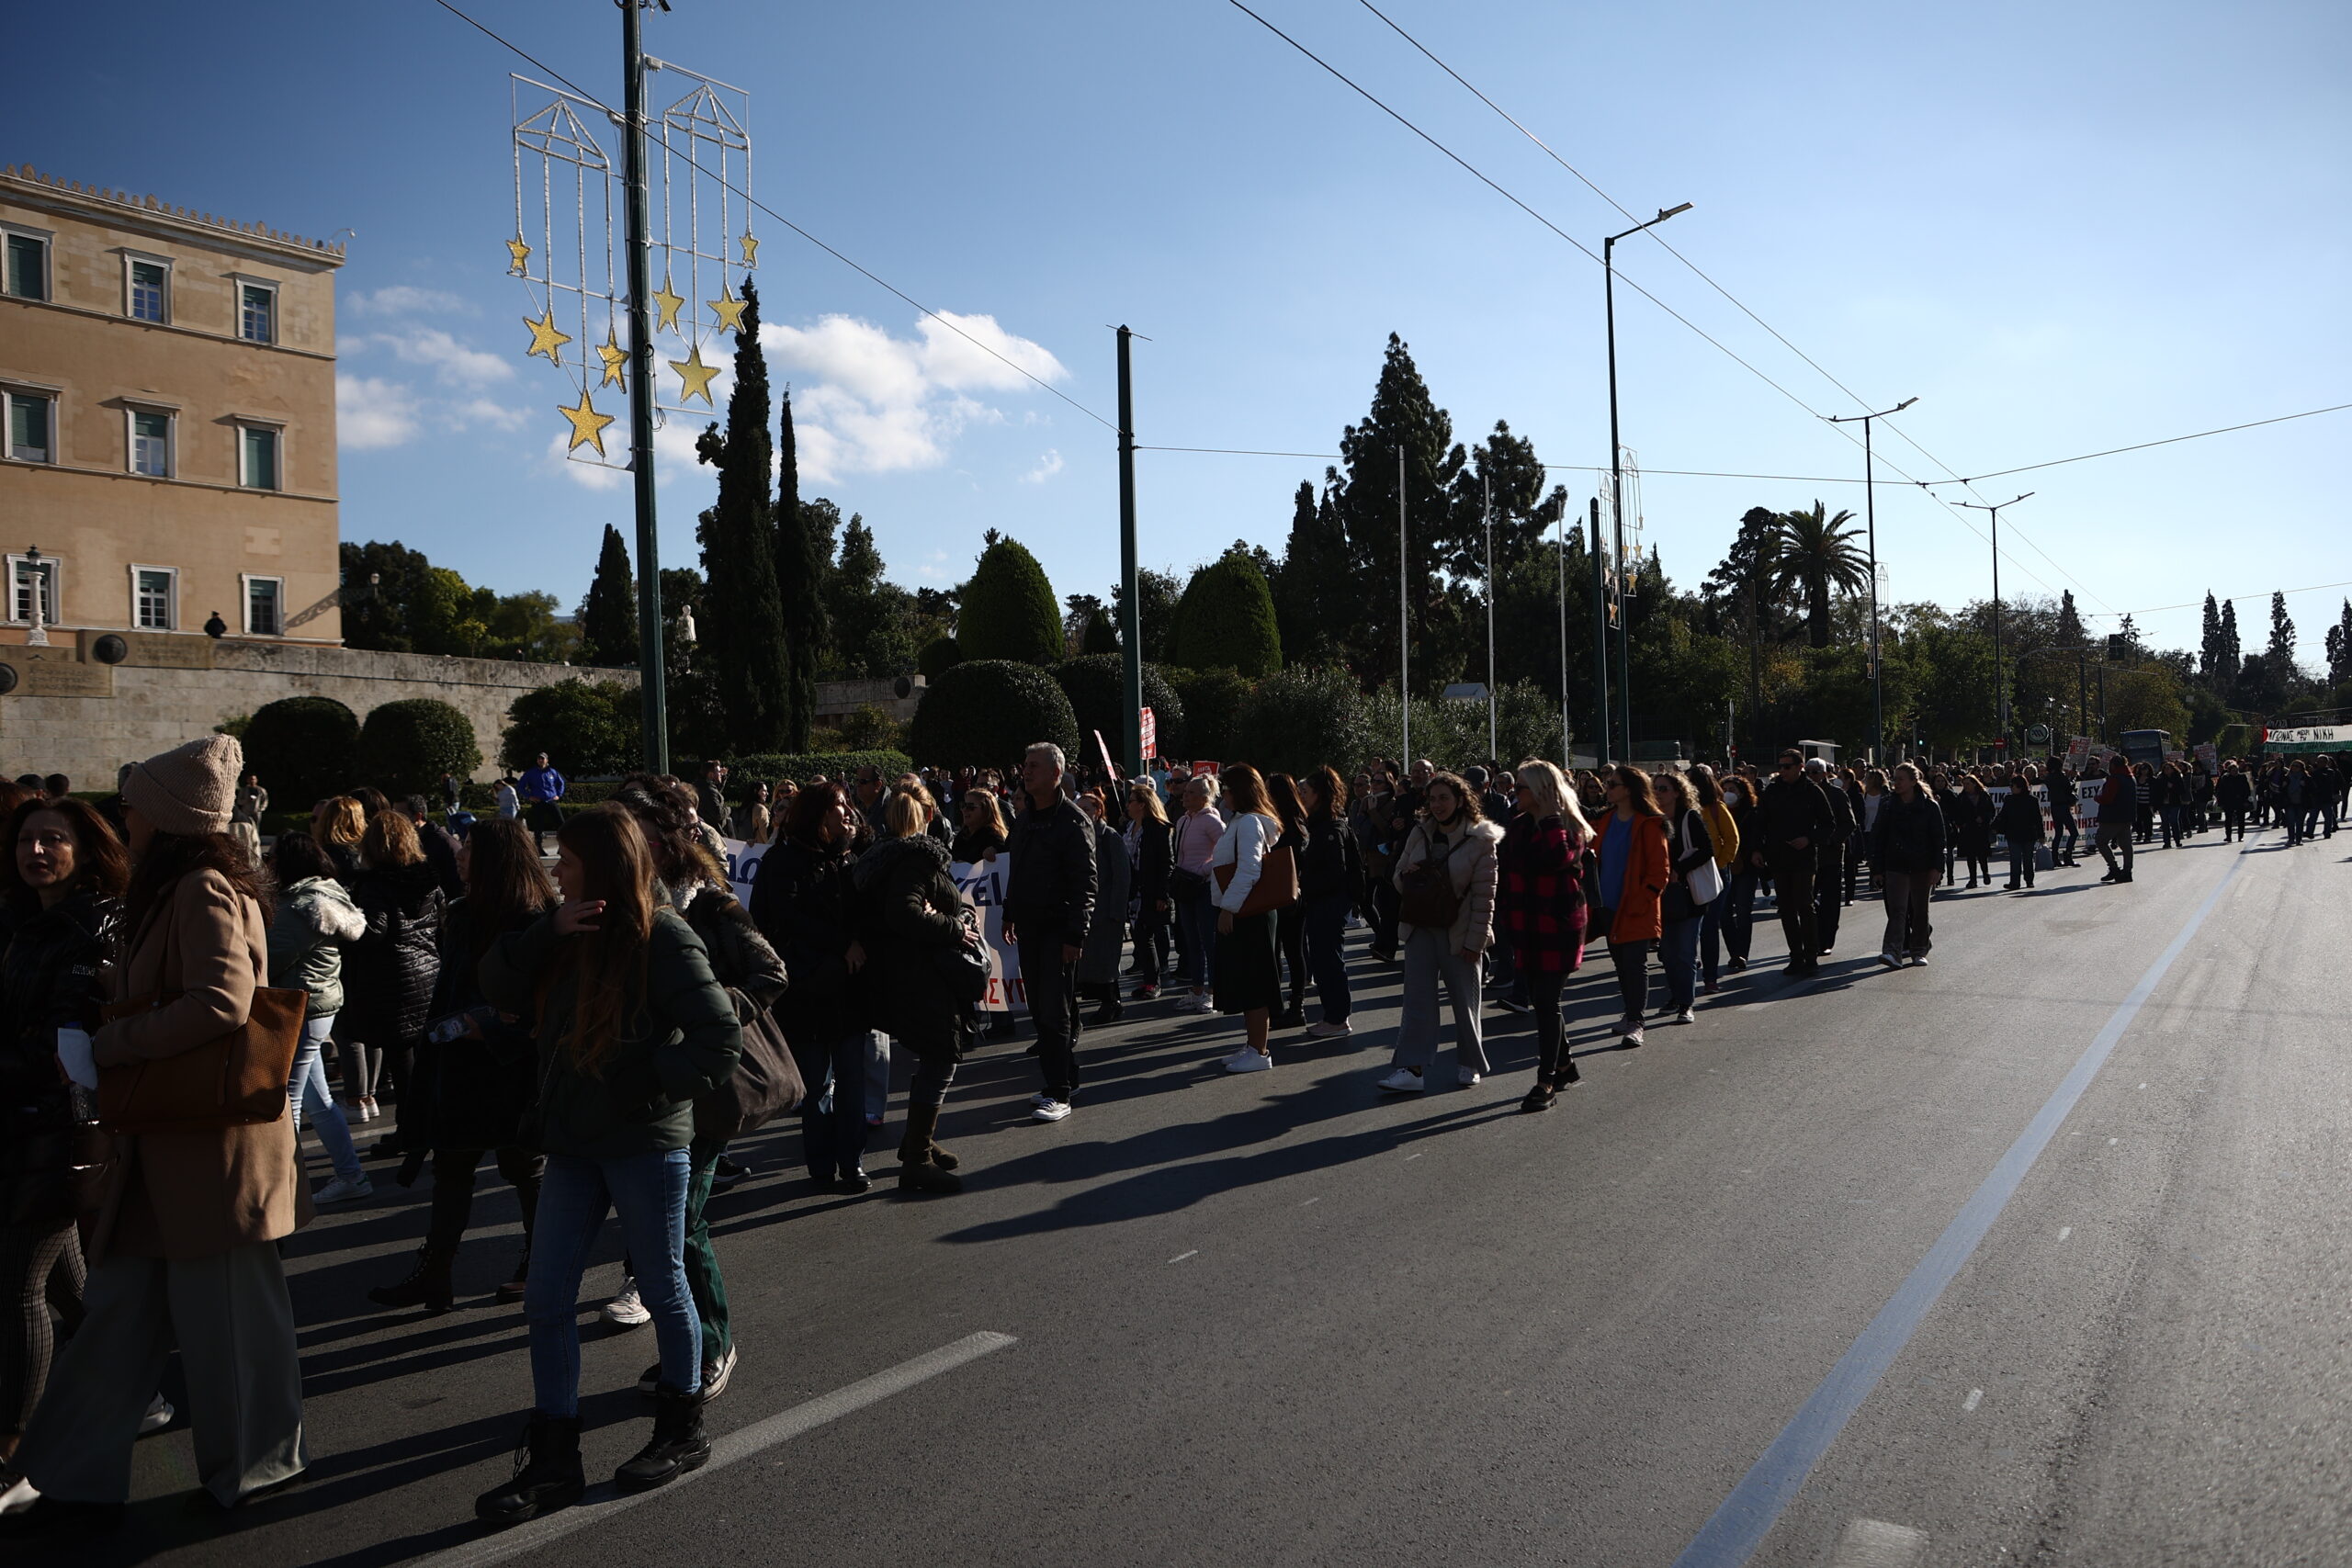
xmin=1772 ymin=502 xmax=1871 ymax=649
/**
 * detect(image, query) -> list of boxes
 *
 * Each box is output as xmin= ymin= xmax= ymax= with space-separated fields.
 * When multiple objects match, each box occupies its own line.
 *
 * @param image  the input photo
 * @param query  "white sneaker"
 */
xmin=1029 ymin=1091 xmax=1055 ymax=1109
xmin=139 ymin=1393 xmax=175 ymax=1436
xmin=603 ymin=1280 xmax=651 ymax=1327
xmin=1623 ymin=1025 xmax=1645 ymax=1047
xmin=1225 ymin=1050 xmax=1272 ymax=1074
xmin=1306 ymin=1020 xmax=1353 ymax=1039
xmin=313 ymin=1174 xmax=373 ymax=1204
xmin=1908 ymin=954 xmax=1930 ymax=967
xmin=0 ymin=1472 xmax=36 ymax=1515
xmin=1614 ymin=1014 xmax=1643 ymax=1035
xmin=1671 ymin=1007 xmax=1695 ymax=1026
xmin=1878 ymin=951 xmax=1903 ymax=971
xmin=1032 ymin=1099 xmax=1073 ymax=1122
xmin=1377 ymin=1067 xmax=1426 ymax=1093
xmin=1456 ymin=1067 xmax=1482 ymax=1087
xmin=1191 ymin=993 xmax=1218 ymax=1014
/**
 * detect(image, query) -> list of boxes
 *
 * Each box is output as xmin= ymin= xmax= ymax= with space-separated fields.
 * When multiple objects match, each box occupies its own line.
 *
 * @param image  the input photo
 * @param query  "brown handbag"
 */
xmin=96 ymin=986 xmax=306 ymax=1134
xmin=1211 ymin=840 xmax=1299 ymax=918
xmin=1396 ymin=828 xmax=1465 ymax=931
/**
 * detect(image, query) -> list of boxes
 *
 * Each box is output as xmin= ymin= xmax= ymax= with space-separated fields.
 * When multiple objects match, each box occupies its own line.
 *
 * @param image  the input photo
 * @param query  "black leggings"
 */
xmin=424 ymin=1145 xmax=545 ymax=1257
xmin=0 ymin=1219 xmax=85 ymax=1437
xmin=1528 ymin=969 xmax=1572 ymax=1079
xmin=1275 ymin=903 xmax=1306 ymax=1015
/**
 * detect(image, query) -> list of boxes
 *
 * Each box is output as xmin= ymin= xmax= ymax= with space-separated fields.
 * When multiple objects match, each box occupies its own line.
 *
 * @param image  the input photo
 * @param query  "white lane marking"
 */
xmin=1298 ymin=1196 xmax=1320 ymax=1206
xmin=1404 ymin=1151 xmax=1422 ymax=1161
xmin=2138 ymin=1082 xmax=2147 ymax=1089
xmin=1962 ymin=1388 xmax=1984 ymax=1412
xmin=1828 ymin=1518 xmax=1928 ymax=1568
xmin=416 ymin=1332 xmax=1016 ymax=1568
xmin=1168 ymin=1250 xmax=1198 ymax=1264
xmin=2109 ymin=1137 xmax=2120 ymax=1145
xmin=2058 ymin=1226 xmax=2072 ymax=1241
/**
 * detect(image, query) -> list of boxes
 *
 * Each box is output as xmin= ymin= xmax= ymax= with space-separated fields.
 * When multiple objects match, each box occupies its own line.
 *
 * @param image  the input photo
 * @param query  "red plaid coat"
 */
xmin=1497 ymin=814 xmax=1588 ymax=973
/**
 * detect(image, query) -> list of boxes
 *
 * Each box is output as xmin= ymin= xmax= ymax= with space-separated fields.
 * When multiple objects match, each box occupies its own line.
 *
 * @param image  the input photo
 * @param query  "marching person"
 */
xmin=1001 ymin=745 xmax=1097 ymax=1122
xmin=2094 ymin=755 xmax=2137 ymax=884
xmin=1755 ymin=750 xmax=1832 ymax=977
xmin=1074 ymin=791 xmax=1133 ymax=1027
xmin=853 ymin=791 xmax=974 ymax=1196
xmin=1872 ymin=763 xmax=1945 ymax=966
xmin=751 ymin=785 xmax=871 ymax=1192
xmin=1123 ymin=784 xmax=1173 ymax=1003
xmin=1169 ymin=774 xmax=1226 ymax=1012
xmin=1294 ymin=766 xmax=1356 ymax=1039
xmin=1589 ymin=765 xmax=1672 ymax=1044
xmin=265 ymin=833 xmax=371 ymax=1206
xmin=1497 ymin=761 xmax=1588 ymax=1110
xmin=1209 ymin=765 xmax=1283 ymax=1074
xmin=1377 ymin=772 xmax=1501 ymax=1091
xmin=1994 ymin=776 xmax=2046 ymax=890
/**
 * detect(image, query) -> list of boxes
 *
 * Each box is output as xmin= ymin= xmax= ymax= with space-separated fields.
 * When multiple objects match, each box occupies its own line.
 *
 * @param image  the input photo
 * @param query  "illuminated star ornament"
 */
xmin=739 ymin=231 xmax=759 ymax=266
xmin=505 ymin=236 xmax=532 ymax=276
xmin=707 ymin=283 xmax=746 ymax=334
xmin=558 ymin=389 xmax=616 ymax=456
xmin=650 ymin=279 xmax=685 ymax=333
xmin=668 ymin=344 xmax=719 ymax=405
xmin=523 ymin=307 xmax=572 ymax=363
xmin=595 ymin=333 xmax=628 ymax=389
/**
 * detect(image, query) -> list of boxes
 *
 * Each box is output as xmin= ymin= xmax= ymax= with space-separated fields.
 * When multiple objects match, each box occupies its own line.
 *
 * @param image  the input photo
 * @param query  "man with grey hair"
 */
xmin=1002 ymin=741 xmax=1097 ymax=1122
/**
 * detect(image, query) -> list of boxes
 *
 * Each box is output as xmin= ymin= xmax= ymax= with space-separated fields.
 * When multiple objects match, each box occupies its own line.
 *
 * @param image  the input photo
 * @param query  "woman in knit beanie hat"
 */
xmin=4 ymin=735 xmax=310 ymax=1533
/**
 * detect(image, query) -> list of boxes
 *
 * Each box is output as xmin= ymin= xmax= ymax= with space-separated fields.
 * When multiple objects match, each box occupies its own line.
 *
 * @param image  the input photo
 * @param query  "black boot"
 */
xmin=614 ymin=1388 xmax=711 ymax=1493
xmin=368 ymin=1247 xmax=455 ymax=1314
xmin=474 ymin=1413 xmax=584 ymax=1525
xmin=896 ymin=1103 xmax=965 ymax=1194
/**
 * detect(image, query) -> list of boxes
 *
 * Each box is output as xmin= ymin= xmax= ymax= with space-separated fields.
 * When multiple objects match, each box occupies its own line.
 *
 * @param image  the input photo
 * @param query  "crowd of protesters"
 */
xmin=0 ymin=725 xmax=2340 ymax=1540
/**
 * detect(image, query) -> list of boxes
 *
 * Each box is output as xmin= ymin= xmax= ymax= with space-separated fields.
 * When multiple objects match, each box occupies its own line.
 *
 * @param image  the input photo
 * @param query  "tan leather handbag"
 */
xmin=97 ymin=987 xmax=305 ymax=1134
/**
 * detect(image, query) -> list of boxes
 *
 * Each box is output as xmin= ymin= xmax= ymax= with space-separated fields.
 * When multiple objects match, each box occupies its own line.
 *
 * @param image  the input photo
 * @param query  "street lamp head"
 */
xmin=1894 ymin=397 xmax=1917 ymax=412
xmin=1659 ymin=202 xmax=1693 ymax=220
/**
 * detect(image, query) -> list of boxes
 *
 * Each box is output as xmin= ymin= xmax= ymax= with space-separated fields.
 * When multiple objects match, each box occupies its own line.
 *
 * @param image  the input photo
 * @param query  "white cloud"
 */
xmin=1022 ymin=448 xmax=1064 ymax=484
xmin=337 ymin=374 xmax=422 ymax=449
xmin=362 ymin=326 xmax=514 ymax=389
xmin=760 ymin=311 xmax=1066 ymax=483
xmin=349 ymin=285 xmax=473 ymax=317
xmin=454 ymin=397 xmax=530 ymax=434
xmin=545 ymin=429 xmax=627 ymax=491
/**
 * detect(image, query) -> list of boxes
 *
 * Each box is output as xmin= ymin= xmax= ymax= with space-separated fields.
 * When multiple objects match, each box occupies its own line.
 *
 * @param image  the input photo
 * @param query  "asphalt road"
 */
xmin=40 ymin=823 xmax=2352 ymax=1568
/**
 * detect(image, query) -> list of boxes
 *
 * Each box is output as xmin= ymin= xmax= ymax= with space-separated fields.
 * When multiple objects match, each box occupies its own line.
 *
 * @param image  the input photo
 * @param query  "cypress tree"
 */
xmin=693 ymin=277 xmax=792 ymax=751
xmin=773 ymin=387 xmax=829 ymax=748
xmin=1272 ymin=479 xmax=1351 ymax=667
xmin=1169 ymin=548 xmax=1283 ymax=677
xmin=958 ymin=536 xmax=1063 ymax=664
xmin=1328 ymin=334 xmax=1467 ymax=690
xmin=2199 ymin=591 xmax=2223 ymax=678
xmin=580 ymin=524 xmax=638 ymax=667
xmin=2267 ymin=592 xmax=2297 ymax=673
xmin=2054 ymin=589 xmax=2086 ymax=649
xmin=2217 ymin=597 xmax=2241 ymax=679
xmin=2328 ymin=599 xmax=2352 ymax=685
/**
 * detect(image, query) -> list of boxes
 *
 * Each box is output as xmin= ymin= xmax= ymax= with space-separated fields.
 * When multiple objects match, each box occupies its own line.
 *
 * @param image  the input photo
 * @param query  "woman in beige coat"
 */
xmin=1377 ymin=773 xmax=1503 ymax=1092
xmin=6 ymin=735 xmax=309 ymax=1537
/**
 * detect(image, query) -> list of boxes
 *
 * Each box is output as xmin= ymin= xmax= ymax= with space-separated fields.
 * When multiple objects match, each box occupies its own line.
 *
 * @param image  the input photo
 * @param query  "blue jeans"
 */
xmin=1661 ymin=917 xmax=1701 ymax=1010
xmin=286 ymin=1014 xmax=361 ymax=1182
xmin=792 ymin=1032 xmax=872 ymax=1180
xmin=1173 ymin=879 xmax=1216 ymax=991
xmin=1301 ymin=891 xmax=1352 ymax=1024
xmin=526 ymin=1148 xmax=696 ymax=1414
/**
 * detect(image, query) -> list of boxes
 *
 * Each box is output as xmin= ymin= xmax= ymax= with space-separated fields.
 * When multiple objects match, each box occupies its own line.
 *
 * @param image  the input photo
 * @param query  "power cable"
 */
xmin=1928 ymin=402 xmax=2352 ymax=486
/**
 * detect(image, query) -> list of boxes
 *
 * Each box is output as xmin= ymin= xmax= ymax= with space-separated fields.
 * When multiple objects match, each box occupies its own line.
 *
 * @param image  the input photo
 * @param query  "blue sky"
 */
xmin=11 ymin=1 xmax=2347 ymax=663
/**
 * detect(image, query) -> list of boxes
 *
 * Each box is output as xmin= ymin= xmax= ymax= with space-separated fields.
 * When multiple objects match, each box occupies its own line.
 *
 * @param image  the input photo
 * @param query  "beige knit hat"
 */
xmin=121 ymin=734 xmax=243 ymax=837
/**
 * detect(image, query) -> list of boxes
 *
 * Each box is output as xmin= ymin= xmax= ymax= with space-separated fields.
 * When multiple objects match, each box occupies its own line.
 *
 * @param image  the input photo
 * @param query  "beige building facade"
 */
xmin=0 ymin=164 xmax=345 ymax=646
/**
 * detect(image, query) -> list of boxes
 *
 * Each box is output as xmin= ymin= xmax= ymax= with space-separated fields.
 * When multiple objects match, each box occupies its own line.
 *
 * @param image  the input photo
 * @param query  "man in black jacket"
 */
xmin=1805 ymin=759 xmax=1855 ymax=956
xmin=1002 ymin=742 xmax=1097 ymax=1122
xmin=2048 ymin=763 xmax=2081 ymax=864
xmin=1754 ymin=750 xmax=1833 ymax=976
xmin=1871 ymin=763 xmax=1946 ymax=965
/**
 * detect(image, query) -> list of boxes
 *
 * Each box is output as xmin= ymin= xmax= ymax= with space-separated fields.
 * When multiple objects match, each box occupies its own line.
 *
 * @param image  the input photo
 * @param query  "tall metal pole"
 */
xmin=620 ymin=0 xmax=667 ymax=773
xmin=1604 ymin=233 xmax=1629 ymax=765
xmin=1957 ymin=492 xmax=2032 ymax=759
xmin=1826 ymin=397 xmax=1914 ymax=766
xmin=1589 ymin=496 xmax=1610 ymax=765
xmin=1114 ymin=327 xmax=1143 ymax=774
xmin=2076 ymin=650 xmax=2087 ymax=748
xmin=1397 ymin=445 xmax=1410 ymax=766
xmin=1556 ymin=492 xmax=1570 ymax=768
xmin=1484 ymin=475 xmax=1497 ymax=761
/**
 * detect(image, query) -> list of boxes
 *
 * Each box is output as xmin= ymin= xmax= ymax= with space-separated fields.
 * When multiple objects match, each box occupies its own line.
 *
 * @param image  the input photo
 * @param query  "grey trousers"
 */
xmin=1391 ymin=928 xmax=1487 ymax=1075
xmin=1880 ymin=868 xmax=1933 ymax=957
xmin=20 ymin=1240 xmax=306 ymax=1506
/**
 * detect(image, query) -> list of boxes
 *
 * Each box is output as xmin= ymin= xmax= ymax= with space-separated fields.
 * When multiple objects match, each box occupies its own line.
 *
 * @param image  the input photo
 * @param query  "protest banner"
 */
xmin=949 ymin=852 xmax=1025 ymax=1013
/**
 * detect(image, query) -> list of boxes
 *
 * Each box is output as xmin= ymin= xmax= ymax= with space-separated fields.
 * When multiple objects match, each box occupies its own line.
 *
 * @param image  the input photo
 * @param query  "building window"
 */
xmin=130 ymin=409 xmax=173 ymax=477
xmin=4 ymin=232 xmax=46 ymax=301
xmin=238 ymin=280 xmax=276 ymax=344
xmin=128 ymin=258 xmax=169 ymax=322
xmin=243 ymin=575 xmax=283 ymax=637
xmin=132 ymin=566 xmax=177 ymax=630
xmin=6 ymin=556 xmax=60 ymax=626
xmin=5 ymin=391 xmax=52 ymax=464
xmin=239 ymin=424 xmax=279 ymax=490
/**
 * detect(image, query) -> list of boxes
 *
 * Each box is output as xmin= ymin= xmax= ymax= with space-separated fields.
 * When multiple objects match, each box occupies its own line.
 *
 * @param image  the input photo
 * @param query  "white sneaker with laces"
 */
xmin=1306 ymin=1020 xmax=1353 ymax=1039
xmin=1614 ymin=1014 xmax=1643 ymax=1035
xmin=139 ymin=1393 xmax=175 ymax=1436
xmin=1032 ymin=1099 xmax=1073 ymax=1122
xmin=1226 ymin=1050 xmax=1272 ymax=1074
xmin=1456 ymin=1066 xmax=1482 ymax=1087
xmin=1908 ymin=954 xmax=1930 ymax=967
xmin=0 ymin=1472 xmax=36 ymax=1515
xmin=603 ymin=1280 xmax=651 ymax=1327
xmin=313 ymin=1174 xmax=373 ymax=1204
xmin=1029 ymin=1091 xmax=1054 ymax=1109
xmin=1623 ymin=1025 xmax=1646 ymax=1046
xmin=1878 ymin=951 xmax=1904 ymax=970
xmin=1377 ymin=1067 xmax=1426 ymax=1093
xmin=1671 ymin=1007 xmax=1695 ymax=1026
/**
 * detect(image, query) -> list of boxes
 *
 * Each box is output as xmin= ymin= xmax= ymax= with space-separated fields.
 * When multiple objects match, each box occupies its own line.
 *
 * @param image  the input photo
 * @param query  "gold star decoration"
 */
xmin=595 ymin=333 xmax=628 ymax=389
xmin=650 ymin=278 xmax=685 ymax=333
xmin=668 ymin=343 xmax=720 ymax=405
xmin=558 ymin=389 xmax=616 ymax=457
xmin=739 ymin=231 xmax=759 ymax=266
xmin=523 ymin=307 xmax=573 ymax=363
xmin=505 ymin=236 xmax=533 ymax=276
xmin=707 ymin=283 xmax=747 ymax=333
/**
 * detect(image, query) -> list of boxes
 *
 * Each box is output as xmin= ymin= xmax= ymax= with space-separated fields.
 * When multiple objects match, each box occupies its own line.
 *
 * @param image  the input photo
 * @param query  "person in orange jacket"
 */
xmin=1592 ymin=764 xmax=1672 ymax=1047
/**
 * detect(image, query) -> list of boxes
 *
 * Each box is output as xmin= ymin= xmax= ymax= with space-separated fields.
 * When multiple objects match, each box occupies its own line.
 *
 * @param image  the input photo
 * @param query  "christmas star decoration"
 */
xmin=523 ymin=307 xmax=572 ymax=363
xmin=558 ymin=389 xmax=616 ymax=456
xmin=669 ymin=343 xmax=720 ymax=405
xmin=707 ymin=283 xmax=747 ymax=333
xmin=650 ymin=279 xmax=685 ymax=333
xmin=740 ymin=231 xmax=759 ymax=266
xmin=505 ymin=236 xmax=532 ymax=276
xmin=595 ymin=333 xmax=628 ymax=389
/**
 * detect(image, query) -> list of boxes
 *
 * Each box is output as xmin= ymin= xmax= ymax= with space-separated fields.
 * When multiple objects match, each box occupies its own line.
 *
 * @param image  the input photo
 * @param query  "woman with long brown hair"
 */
xmin=1208 ymin=763 xmax=1283 ymax=1072
xmin=1294 ymin=765 xmax=1354 ymax=1038
xmin=750 ymin=783 xmax=873 ymax=1190
xmin=1264 ymin=773 xmax=1311 ymax=1031
xmin=0 ymin=796 xmax=129 ymax=1487
xmin=367 ymin=817 xmax=556 ymax=1315
xmin=473 ymin=806 xmax=741 ymax=1524
xmin=1593 ymin=763 xmax=1671 ymax=1047
xmin=343 ymin=809 xmax=444 ymax=1159
xmin=9 ymin=736 xmax=309 ymax=1527
xmin=1377 ymin=772 xmax=1502 ymax=1092
xmin=1498 ymin=761 xmax=1587 ymax=1110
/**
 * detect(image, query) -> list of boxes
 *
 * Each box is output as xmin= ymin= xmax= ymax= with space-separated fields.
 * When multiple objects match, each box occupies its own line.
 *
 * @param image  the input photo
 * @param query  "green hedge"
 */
xmin=1052 ymin=654 xmax=1187 ymax=761
xmin=718 ymin=750 xmax=912 ymax=783
xmin=905 ymin=660 xmax=1078 ymax=770
xmin=243 ymin=695 xmax=359 ymax=808
xmin=357 ymin=698 xmax=481 ymax=800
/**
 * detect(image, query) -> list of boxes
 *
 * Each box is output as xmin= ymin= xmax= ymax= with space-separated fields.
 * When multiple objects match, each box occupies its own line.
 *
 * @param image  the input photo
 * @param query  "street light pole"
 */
xmin=619 ymin=0 xmax=667 ymax=773
xmin=1604 ymin=201 xmax=1690 ymax=767
xmin=1956 ymin=493 xmax=2035 ymax=754
xmin=1826 ymin=396 xmax=1917 ymax=764
xmin=1483 ymin=475 xmax=1497 ymax=761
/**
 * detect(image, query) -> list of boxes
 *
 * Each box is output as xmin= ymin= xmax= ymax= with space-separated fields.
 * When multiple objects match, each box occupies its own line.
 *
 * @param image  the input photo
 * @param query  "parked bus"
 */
xmin=2119 ymin=728 xmax=2172 ymax=771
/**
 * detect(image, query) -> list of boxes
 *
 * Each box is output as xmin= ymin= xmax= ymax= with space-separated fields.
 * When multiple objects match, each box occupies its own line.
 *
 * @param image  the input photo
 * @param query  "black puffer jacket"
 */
xmin=343 ymin=861 xmax=445 ymax=1049
xmin=1002 ymin=795 xmax=1097 ymax=942
xmin=850 ymin=833 xmax=970 ymax=1057
xmin=426 ymin=896 xmax=547 ymax=1152
xmin=750 ymin=838 xmax=861 ymax=1043
xmin=1871 ymin=793 xmax=1947 ymax=874
xmin=0 ymin=891 xmax=119 ymax=1226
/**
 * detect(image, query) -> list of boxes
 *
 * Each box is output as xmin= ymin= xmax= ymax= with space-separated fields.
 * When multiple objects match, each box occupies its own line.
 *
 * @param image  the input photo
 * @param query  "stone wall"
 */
xmin=813 ymin=674 xmax=925 ymax=724
xmin=0 ymin=631 xmax=635 ymax=785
